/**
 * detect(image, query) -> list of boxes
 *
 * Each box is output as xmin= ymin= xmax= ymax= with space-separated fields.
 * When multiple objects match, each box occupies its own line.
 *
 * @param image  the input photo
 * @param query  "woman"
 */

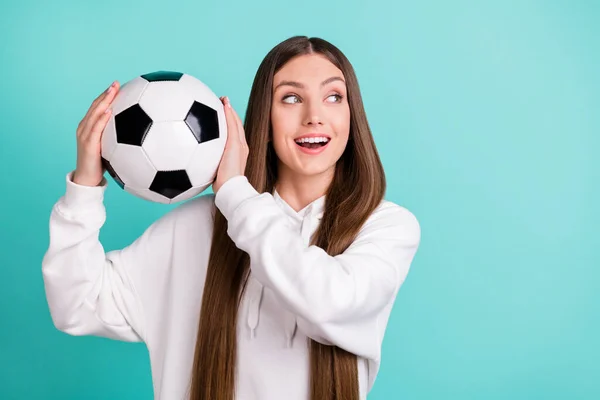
xmin=42 ymin=35 xmax=421 ymax=400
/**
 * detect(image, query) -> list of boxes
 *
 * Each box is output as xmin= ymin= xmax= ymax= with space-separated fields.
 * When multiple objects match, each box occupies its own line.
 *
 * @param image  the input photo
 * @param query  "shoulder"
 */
xmin=359 ymin=199 xmax=421 ymax=246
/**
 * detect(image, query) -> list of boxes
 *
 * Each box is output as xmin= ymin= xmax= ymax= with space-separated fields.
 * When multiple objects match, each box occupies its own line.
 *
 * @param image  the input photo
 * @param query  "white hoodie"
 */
xmin=42 ymin=172 xmax=421 ymax=400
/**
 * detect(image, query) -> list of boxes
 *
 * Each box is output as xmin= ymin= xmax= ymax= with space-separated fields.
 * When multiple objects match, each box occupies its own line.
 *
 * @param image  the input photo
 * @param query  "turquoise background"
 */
xmin=1 ymin=0 xmax=598 ymax=398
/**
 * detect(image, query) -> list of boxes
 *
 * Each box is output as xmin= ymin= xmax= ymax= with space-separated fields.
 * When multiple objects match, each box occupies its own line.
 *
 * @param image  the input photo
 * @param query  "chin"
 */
xmin=292 ymin=162 xmax=336 ymax=178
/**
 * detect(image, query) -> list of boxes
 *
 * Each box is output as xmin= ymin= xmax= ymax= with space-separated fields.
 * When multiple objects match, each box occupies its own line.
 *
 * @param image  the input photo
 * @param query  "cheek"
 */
xmin=270 ymin=109 xmax=292 ymax=159
xmin=271 ymin=107 xmax=294 ymax=143
xmin=271 ymin=135 xmax=288 ymax=159
xmin=332 ymin=107 xmax=351 ymax=140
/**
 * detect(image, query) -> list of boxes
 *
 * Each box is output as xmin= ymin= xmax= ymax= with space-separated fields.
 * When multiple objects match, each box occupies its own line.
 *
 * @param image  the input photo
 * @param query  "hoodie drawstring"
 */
xmin=246 ymin=276 xmax=264 ymax=339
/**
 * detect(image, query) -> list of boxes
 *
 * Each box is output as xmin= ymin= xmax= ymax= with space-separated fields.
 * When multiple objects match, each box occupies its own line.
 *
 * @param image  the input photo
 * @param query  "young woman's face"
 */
xmin=270 ymin=54 xmax=351 ymax=179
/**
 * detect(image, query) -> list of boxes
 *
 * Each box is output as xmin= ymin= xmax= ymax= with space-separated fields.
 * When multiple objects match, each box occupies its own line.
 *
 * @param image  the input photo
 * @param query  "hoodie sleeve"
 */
xmin=214 ymin=176 xmax=421 ymax=361
xmin=41 ymin=172 xmax=177 ymax=343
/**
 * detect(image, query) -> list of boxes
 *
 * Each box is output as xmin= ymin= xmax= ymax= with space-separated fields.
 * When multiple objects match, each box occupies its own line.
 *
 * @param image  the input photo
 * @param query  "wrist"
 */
xmin=72 ymin=170 xmax=103 ymax=187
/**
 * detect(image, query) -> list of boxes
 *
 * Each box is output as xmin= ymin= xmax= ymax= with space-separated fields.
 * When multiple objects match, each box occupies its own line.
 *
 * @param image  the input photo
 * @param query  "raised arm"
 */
xmin=42 ymin=173 xmax=179 ymax=342
xmin=214 ymin=175 xmax=421 ymax=361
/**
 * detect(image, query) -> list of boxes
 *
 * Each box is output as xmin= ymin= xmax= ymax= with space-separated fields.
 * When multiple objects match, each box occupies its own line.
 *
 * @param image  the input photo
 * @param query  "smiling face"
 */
xmin=270 ymin=53 xmax=351 ymax=180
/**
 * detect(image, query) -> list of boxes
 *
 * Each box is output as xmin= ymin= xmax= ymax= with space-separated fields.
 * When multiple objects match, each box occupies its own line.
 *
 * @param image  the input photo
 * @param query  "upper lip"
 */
xmin=294 ymin=133 xmax=331 ymax=141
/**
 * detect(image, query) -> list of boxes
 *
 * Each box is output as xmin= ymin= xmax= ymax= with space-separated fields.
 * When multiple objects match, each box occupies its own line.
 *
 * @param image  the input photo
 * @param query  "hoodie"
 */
xmin=42 ymin=172 xmax=421 ymax=400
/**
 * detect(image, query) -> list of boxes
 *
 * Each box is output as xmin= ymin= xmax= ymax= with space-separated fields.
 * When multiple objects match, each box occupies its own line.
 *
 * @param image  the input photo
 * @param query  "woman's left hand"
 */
xmin=213 ymin=96 xmax=249 ymax=195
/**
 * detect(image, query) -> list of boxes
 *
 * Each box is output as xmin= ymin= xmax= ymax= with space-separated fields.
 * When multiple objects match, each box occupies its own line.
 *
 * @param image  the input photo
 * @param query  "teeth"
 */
xmin=294 ymin=137 xmax=330 ymax=144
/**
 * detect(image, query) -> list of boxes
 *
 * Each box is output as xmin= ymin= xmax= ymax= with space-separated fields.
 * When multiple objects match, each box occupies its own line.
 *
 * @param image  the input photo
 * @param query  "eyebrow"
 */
xmin=274 ymin=76 xmax=345 ymax=91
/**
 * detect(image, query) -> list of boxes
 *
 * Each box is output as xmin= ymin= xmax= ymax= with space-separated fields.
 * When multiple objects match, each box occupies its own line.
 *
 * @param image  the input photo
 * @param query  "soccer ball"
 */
xmin=100 ymin=71 xmax=227 ymax=204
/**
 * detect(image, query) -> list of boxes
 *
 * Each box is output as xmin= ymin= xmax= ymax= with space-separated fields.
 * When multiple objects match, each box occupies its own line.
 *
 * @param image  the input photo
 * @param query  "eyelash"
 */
xmin=281 ymin=93 xmax=344 ymax=104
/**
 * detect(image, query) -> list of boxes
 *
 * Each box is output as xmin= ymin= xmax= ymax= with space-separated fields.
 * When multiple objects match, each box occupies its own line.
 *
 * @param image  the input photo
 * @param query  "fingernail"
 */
xmin=225 ymin=97 xmax=232 ymax=108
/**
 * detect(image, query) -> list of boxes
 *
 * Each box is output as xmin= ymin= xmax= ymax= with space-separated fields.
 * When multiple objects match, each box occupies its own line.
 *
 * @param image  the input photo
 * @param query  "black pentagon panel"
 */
xmin=149 ymin=170 xmax=192 ymax=199
xmin=101 ymin=157 xmax=124 ymax=189
xmin=185 ymin=101 xmax=220 ymax=144
xmin=115 ymin=104 xmax=153 ymax=146
xmin=141 ymin=71 xmax=184 ymax=82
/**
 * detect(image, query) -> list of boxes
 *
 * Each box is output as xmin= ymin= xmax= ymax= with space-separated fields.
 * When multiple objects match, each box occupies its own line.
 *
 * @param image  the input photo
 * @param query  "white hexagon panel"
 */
xmin=142 ymin=121 xmax=199 ymax=171
xmin=108 ymin=145 xmax=156 ymax=190
xmin=100 ymin=71 xmax=228 ymax=204
xmin=139 ymin=80 xmax=195 ymax=121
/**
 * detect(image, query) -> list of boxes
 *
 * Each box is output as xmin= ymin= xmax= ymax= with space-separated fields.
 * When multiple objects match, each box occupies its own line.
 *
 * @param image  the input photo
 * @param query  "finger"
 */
xmin=90 ymin=84 xmax=111 ymax=109
xmin=230 ymin=102 xmax=247 ymax=148
xmin=87 ymin=107 xmax=112 ymax=145
xmin=82 ymin=81 xmax=120 ymax=140
xmin=79 ymin=81 xmax=116 ymax=134
xmin=222 ymin=97 xmax=239 ymax=148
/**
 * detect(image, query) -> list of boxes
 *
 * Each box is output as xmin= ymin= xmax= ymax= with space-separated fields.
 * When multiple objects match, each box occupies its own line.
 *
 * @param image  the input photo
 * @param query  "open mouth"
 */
xmin=294 ymin=136 xmax=330 ymax=149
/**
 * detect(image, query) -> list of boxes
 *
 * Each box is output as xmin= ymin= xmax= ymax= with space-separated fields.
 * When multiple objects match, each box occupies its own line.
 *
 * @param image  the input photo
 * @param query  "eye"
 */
xmin=326 ymin=94 xmax=343 ymax=103
xmin=282 ymin=94 xmax=301 ymax=104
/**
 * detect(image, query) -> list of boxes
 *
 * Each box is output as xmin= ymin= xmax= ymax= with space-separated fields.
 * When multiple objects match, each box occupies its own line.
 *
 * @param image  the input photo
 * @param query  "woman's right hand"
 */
xmin=72 ymin=81 xmax=120 ymax=187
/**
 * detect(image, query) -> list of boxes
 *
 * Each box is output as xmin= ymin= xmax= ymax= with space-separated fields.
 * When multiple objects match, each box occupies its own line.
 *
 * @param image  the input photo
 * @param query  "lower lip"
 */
xmin=295 ymin=140 xmax=330 ymax=155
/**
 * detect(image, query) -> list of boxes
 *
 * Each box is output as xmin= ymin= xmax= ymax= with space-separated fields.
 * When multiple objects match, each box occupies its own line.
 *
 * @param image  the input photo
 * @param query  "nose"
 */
xmin=305 ymin=115 xmax=323 ymax=126
xmin=303 ymin=100 xmax=324 ymax=126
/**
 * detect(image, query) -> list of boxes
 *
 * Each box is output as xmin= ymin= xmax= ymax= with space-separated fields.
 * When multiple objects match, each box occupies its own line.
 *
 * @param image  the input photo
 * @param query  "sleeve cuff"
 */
xmin=214 ymin=175 xmax=260 ymax=220
xmin=63 ymin=171 xmax=108 ymax=210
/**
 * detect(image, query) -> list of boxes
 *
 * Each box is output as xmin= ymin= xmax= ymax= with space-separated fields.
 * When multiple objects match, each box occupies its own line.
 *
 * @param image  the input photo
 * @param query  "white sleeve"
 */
xmin=41 ymin=172 xmax=176 ymax=343
xmin=214 ymin=176 xmax=421 ymax=361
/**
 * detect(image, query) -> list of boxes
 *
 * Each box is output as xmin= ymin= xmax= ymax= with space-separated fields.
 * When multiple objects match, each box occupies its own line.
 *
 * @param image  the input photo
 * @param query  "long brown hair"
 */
xmin=188 ymin=35 xmax=386 ymax=400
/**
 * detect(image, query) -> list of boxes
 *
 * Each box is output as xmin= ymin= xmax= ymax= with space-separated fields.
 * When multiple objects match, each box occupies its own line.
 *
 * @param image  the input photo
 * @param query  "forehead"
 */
xmin=274 ymin=54 xmax=344 ymax=85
